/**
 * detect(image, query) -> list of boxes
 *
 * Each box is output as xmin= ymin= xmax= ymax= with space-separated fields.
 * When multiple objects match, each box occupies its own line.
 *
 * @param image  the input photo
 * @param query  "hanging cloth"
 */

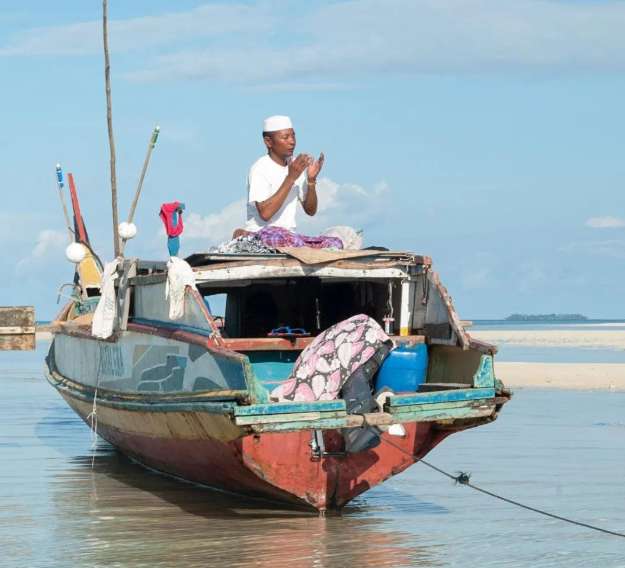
xmin=159 ymin=201 xmax=185 ymax=237
xmin=165 ymin=256 xmax=196 ymax=320
xmin=91 ymin=258 xmax=121 ymax=339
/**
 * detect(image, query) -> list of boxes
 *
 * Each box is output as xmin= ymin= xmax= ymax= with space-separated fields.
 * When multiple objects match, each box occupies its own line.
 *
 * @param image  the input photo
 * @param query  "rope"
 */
xmin=381 ymin=437 xmax=625 ymax=539
xmin=87 ymin=350 xmax=103 ymax=469
xmin=86 ymin=385 xmax=99 ymax=469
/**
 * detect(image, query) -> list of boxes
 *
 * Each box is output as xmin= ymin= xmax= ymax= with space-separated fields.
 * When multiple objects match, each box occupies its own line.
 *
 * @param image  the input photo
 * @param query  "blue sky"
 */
xmin=1 ymin=0 xmax=625 ymax=319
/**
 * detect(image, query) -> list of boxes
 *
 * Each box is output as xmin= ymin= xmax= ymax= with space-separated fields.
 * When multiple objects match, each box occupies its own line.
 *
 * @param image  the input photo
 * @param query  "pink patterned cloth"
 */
xmin=271 ymin=314 xmax=393 ymax=402
xmin=257 ymin=226 xmax=343 ymax=249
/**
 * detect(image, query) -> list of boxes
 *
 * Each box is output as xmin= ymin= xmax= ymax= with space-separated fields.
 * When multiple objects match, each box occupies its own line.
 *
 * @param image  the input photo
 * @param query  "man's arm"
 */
xmin=256 ymin=154 xmax=310 ymax=221
xmin=302 ymin=180 xmax=317 ymax=216
xmin=302 ymin=152 xmax=324 ymax=216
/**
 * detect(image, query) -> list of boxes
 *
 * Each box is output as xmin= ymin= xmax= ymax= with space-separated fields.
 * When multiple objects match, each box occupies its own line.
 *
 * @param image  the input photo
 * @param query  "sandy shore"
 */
xmin=469 ymin=329 xmax=625 ymax=390
xmin=496 ymin=362 xmax=625 ymax=390
xmin=471 ymin=329 xmax=625 ymax=350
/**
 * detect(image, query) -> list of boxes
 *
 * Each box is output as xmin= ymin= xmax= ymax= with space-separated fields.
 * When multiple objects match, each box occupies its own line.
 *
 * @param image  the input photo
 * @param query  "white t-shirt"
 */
xmin=245 ymin=155 xmax=307 ymax=232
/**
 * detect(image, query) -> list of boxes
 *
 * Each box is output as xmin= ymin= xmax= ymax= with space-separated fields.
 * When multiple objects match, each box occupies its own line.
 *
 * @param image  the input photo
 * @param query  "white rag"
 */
xmin=166 ymin=256 xmax=196 ymax=320
xmin=91 ymin=258 xmax=121 ymax=339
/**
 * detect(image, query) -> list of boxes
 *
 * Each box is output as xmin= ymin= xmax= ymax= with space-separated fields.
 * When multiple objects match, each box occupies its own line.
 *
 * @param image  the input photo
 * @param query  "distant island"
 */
xmin=504 ymin=313 xmax=588 ymax=322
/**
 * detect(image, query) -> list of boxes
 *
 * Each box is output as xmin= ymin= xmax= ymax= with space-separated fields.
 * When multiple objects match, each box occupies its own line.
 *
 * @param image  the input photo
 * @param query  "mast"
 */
xmin=103 ymin=0 xmax=121 ymax=257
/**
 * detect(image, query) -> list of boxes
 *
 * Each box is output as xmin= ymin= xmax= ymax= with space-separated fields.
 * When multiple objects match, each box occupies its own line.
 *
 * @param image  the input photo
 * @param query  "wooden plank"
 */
xmin=388 ymin=399 xmax=491 ymax=414
xmin=0 ymin=306 xmax=34 ymax=327
xmin=234 ymin=399 xmax=346 ymax=416
xmin=235 ymin=410 xmax=346 ymax=426
xmin=194 ymin=264 xmax=409 ymax=283
xmin=387 ymin=387 xmax=496 ymax=407
xmin=118 ymin=259 xmax=137 ymax=331
xmin=389 ymin=403 xmax=495 ymax=423
xmin=0 ymin=307 xmax=35 ymax=350
xmin=0 ymin=326 xmax=36 ymax=335
xmin=0 ymin=335 xmax=35 ymax=351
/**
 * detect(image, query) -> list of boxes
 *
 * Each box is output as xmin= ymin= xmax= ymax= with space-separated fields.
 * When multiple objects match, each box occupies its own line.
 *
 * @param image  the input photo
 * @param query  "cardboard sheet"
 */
xmin=276 ymin=247 xmax=384 ymax=265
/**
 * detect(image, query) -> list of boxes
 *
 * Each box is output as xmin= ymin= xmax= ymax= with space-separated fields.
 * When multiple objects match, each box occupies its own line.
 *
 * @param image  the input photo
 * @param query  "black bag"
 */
xmin=340 ymin=344 xmax=391 ymax=453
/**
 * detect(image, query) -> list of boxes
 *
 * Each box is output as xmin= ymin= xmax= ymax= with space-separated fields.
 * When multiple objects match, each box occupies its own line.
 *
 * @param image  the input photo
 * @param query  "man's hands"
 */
xmin=307 ymin=152 xmax=324 ymax=181
xmin=287 ymin=152 xmax=325 ymax=181
xmin=287 ymin=154 xmax=312 ymax=181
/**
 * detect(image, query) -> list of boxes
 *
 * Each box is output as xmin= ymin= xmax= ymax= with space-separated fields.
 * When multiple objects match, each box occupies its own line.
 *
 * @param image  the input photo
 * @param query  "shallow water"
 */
xmin=472 ymin=320 xmax=625 ymax=363
xmin=1 ymin=343 xmax=625 ymax=567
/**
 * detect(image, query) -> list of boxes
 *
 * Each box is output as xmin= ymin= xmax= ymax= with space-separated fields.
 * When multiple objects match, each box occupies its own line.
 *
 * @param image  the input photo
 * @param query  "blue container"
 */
xmin=375 ymin=343 xmax=428 ymax=393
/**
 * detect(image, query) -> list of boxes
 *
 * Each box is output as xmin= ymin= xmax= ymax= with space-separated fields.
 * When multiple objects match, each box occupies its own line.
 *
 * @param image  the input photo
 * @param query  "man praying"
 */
xmin=243 ymin=115 xmax=324 ymax=233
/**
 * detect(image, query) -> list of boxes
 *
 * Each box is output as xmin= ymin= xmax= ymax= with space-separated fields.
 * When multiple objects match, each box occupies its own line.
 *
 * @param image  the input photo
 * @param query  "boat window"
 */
xmin=133 ymin=281 xmax=213 ymax=331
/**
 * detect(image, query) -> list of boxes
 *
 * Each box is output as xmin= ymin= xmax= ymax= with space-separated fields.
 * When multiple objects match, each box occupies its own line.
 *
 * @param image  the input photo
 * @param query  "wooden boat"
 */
xmin=46 ymin=243 xmax=510 ymax=512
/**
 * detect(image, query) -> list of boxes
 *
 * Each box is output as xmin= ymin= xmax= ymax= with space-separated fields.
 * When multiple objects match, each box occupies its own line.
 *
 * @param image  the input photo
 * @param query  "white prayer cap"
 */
xmin=263 ymin=115 xmax=293 ymax=132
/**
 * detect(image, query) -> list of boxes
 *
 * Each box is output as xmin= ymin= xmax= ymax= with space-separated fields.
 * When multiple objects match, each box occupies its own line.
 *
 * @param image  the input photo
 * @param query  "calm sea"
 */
xmin=1 ymin=341 xmax=624 ymax=567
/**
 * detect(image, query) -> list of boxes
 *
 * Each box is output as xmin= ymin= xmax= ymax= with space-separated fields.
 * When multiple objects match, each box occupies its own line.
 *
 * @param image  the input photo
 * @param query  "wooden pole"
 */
xmin=55 ymin=164 xmax=75 ymax=243
xmin=103 ymin=0 xmax=121 ymax=257
xmin=127 ymin=125 xmax=160 ymax=225
xmin=120 ymin=125 xmax=160 ymax=255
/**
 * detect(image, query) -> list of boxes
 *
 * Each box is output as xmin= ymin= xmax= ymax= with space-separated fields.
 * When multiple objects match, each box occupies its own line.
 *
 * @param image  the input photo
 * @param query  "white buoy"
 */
xmin=118 ymin=221 xmax=137 ymax=240
xmin=66 ymin=242 xmax=87 ymax=263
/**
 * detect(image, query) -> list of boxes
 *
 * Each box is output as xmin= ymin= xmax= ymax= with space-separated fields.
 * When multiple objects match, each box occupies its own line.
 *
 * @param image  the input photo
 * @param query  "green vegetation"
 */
xmin=504 ymin=313 xmax=588 ymax=322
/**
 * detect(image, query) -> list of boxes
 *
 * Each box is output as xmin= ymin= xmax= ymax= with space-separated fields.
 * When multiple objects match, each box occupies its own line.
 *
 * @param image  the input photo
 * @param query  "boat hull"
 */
xmin=58 ymin=388 xmax=451 ymax=511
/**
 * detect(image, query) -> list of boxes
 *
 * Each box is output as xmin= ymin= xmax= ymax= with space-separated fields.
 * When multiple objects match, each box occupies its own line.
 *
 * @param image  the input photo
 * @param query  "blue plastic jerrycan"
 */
xmin=375 ymin=343 xmax=429 ymax=393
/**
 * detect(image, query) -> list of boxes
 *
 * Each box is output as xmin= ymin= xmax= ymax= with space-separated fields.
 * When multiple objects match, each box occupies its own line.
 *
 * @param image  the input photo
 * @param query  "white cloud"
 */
xmin=16 ymin=229 xmax=67 ymax=274
xmin=585 ymin=216 xmax=625 ymax=229
xmin=126 ymin=0 xmax=625 ymax=83
xmin=298 ymin=178 xmax=390 ymax=239
xmin=183 ymin=200 xmax=246 ymax=245
xmin=180 ymin=176 xmax=389 ymax=247
xmin=0 ymin=4 xmax=273 ymax=56
xmin=4 ymin=1 xmax=625 ymax=83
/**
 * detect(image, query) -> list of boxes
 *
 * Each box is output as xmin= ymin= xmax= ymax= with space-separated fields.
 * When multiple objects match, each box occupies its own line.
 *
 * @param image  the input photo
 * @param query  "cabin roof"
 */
xmin=185 ymin=249 xmax=431 ymax=268
xmin=133 ymin=250 xmax=432 ymax=286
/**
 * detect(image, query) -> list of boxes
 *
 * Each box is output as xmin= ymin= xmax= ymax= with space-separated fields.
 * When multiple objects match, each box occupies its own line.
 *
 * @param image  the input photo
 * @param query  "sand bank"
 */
xmin=496 ymin=362 xmax=625 ymax=391
xmin=471 ymin=329 xmax=625 ymax=350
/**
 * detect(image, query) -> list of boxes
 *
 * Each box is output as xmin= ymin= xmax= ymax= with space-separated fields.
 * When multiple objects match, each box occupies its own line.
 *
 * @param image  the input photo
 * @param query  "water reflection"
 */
xmin=5 ymin=347 xmax=625 ymax=567
xmin=46 ymin=446 xmax=437 ymax=567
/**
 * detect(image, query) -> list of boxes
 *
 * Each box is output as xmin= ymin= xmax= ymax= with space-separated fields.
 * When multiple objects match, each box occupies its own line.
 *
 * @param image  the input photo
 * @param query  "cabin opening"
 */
xmin=201 ymin=277 xmax=402 ymax=339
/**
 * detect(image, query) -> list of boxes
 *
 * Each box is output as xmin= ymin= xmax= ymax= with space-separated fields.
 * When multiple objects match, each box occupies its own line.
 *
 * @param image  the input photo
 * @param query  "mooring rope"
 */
xmin=381 ymin=437 xmax=625 ymax=539
xmin=86 ymin=356 xmax=102 ymax=469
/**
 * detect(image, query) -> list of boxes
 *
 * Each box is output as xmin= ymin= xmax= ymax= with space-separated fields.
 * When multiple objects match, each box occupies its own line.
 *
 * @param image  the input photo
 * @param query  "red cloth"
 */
xmin=159 ymin=201 xmax=184 ymax=237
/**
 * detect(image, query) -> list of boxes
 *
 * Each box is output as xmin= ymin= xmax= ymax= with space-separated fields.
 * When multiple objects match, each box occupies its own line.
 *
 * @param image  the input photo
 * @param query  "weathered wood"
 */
xmin=0 ymin=307 xmax=35 ymax=350
xmin=0 ymin=335 xmax=35 ymax=351
xmin=118 ymin=259 xmax=136 ymax=331
xmin=0 ymin=306 xmax=34 ymax=327
xmin=194 ymin=263 xmax=409 ymax=284
xmin=0 ymin=326 xmax=36 ymax=335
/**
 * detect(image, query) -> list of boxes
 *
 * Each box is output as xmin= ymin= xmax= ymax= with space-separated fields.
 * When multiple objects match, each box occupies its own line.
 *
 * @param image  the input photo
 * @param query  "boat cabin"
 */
xmin=111 ymin=249 xmax=497 ymax=402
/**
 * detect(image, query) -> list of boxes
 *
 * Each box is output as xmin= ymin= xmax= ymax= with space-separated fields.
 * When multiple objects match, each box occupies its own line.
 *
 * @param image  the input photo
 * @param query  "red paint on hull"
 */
xmin=90 ymin=419 xmax=451 ymax=511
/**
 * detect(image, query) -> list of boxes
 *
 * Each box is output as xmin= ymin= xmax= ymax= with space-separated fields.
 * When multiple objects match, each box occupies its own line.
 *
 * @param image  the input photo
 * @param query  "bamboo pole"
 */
xmin=103 ymin=0 xmax=121 ymax=257
xmin=120 ymin=125 xmax=160 ymax=255
xmin=127 ymin=125 xmax=160 ymax=225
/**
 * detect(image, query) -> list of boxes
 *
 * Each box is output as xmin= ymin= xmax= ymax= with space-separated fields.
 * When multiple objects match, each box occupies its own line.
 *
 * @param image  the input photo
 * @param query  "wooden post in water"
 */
xmin=103 ymin=0 xmax=121 ymax=258
xmin=0 ymin=307 xmax=35 ymax=351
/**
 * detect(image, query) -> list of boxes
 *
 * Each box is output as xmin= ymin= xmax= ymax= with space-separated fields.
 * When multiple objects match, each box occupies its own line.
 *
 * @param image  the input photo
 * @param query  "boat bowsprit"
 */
xmin=46 ymin=249 xmax=510 ymax=512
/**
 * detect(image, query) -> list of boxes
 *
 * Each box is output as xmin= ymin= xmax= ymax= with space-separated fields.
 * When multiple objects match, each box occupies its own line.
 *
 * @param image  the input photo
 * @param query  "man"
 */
xmin=243 ymin=115 xmax=324 ymax=233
